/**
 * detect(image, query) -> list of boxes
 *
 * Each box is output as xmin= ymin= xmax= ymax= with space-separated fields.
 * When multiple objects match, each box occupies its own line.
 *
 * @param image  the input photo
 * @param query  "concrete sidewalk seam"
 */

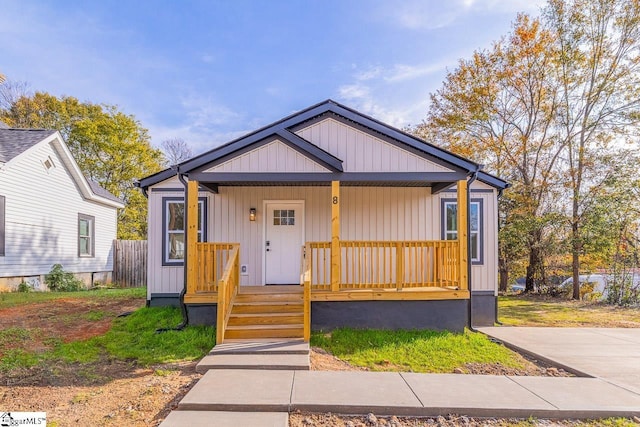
xmin=504 ymin=375 xmax=560 ymax=411
xmin=289 ymin=370 xmax=296 ymax=412
xmin=398 ymin=372 xmax=425 ymax=408
xmin=599 ymin=377 xmax=640 ymax=397
xmin=478 ymin=332 xmax=592 ymax=378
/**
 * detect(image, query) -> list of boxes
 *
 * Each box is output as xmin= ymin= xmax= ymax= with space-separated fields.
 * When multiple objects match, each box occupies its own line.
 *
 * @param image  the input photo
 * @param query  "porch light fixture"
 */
xmin=249 ymin=208 xmax=256 ymax=222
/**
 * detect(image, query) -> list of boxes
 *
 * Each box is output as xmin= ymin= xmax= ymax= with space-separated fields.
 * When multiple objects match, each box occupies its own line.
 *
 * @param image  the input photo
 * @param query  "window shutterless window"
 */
xmin=78 ymin=213 xmax=95 ymax=257
xmin=162 ymin=197 xmax=207 ymax=265
xmin=441 ymin=198 xmax=483 ymax=265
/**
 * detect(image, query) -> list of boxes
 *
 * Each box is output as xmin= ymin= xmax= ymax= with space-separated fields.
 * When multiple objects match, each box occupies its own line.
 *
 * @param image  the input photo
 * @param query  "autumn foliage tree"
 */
xmin=416 ymin=14 xmax=563 ymax=292
xmin=0 ymin=90 xmax=164 ymax=239
xmin=545 ymin=0 xmax=640 ymax=299
xmin=418 ymin=1 xmax=640 ymax=299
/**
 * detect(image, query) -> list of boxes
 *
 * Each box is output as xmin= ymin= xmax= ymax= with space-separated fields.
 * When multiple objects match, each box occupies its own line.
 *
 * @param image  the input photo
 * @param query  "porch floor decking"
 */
xmin=185 ymin=285 xmax=469 ymax=304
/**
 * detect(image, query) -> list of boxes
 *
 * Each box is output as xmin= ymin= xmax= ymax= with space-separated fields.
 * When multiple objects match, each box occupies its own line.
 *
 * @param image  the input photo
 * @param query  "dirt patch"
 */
xmin=0 ymin=293 xmax=204 ymax=426
xmin=0 ymin=297 xmax=143 ymax=357
xmin=0 ymin=362 xmax=200 ymax=427
xmin=290 ymin=412 xmax=640 ymax=426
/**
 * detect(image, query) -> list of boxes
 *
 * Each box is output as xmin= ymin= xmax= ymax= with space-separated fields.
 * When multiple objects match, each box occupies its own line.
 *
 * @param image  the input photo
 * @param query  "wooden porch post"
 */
xmin=331 ymin=181 xmax=341 ymax=292
xmin=457 ymin=180 xmax=468 ymax=290
xmin=186 ymin=180 xmax=199 ymax=295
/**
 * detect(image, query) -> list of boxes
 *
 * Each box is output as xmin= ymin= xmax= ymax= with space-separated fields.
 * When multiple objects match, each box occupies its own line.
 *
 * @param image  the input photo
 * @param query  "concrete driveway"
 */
xmin=478 ymin=327 xmax=640 ymax=395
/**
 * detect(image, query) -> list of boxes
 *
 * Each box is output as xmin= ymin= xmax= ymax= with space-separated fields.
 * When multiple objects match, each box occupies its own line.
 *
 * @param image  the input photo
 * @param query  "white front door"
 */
xmin=264 ymin=202 xmax=304 ymax=284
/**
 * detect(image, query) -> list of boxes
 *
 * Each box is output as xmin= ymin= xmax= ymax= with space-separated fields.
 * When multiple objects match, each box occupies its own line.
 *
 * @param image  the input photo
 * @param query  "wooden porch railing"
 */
xmin=305 ymin=240 xmax=461 ymax=291
xmin=216 ymin=245 xmax=240 ymax=344
xmin=190 ymin=243 xmax=238 ymax=293
xmin=302 ymin=246 xmax=311 ymax=342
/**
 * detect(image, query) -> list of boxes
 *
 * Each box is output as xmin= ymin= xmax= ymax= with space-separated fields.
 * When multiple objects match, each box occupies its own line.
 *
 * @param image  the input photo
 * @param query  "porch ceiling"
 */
xmin=188 ymin=171 xmax=468 ymax=193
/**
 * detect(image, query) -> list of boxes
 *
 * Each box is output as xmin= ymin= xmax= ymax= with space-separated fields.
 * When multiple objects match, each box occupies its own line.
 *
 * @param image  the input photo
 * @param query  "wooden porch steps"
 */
xmin=224 ymin=286 xmax=304 ymax=340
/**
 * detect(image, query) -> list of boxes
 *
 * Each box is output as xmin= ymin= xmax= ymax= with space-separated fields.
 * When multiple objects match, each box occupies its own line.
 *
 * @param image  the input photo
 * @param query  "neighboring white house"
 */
xmin=138 ymin=100 xmax=509 ymax=330
xmin=0 ymin=124 xmax=124 ymax=290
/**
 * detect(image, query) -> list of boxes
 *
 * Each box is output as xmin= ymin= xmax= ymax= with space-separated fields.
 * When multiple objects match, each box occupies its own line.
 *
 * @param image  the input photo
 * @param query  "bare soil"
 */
xmin=0 ymin=294 xmax=201 ymax=426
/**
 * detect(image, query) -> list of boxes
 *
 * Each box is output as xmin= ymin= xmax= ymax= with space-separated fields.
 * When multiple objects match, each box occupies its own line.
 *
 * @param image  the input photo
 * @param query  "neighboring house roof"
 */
xmin=86 ymin=178 xmax=123 ymax=204
xmin=0 ymin=127 xmax=124 ymax=208
xmin=137 ymin=99 xmax=509 ymax=191
xmin=0 ymin=128 xmax=56 ymax=163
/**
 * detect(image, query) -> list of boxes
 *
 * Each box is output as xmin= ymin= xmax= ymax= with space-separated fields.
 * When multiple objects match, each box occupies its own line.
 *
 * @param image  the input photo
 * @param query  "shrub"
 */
xmin=17 ymin=281 xmax=31 ymax=293
xmin=45 ymin=264 xmax=83 ymax=292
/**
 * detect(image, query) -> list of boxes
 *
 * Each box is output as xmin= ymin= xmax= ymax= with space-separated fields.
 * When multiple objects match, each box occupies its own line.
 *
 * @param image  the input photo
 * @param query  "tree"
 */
xmin=545 ymin=0 xmax=640 ymax=299
xmin=416 ymin=14 xmax=564 ymax=292
xmin=161 ymin=137 xmax=193 ymax=165
xmin=0 ymin=91 xmax=164 ymax=239
xmin=0 ymin=80 xmax=30 ymax=111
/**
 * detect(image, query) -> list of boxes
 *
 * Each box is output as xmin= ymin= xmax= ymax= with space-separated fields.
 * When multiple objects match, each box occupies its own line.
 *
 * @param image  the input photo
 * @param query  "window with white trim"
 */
xmin=78 ymin=213 xmax=95 ymax=257
xmin=442 ymin=199 xmax=483 ymax=264
xmin=163 ymin=197 xmax=206 ymax=265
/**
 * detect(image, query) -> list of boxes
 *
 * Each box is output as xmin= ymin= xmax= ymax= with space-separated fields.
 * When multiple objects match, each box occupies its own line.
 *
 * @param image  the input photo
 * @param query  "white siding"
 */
xmin=0 ymin=141 xmax=118 ymax=278
xmin=296 ymin=118 xmax=453 ymax=173
xmin=204 ymin=140 xmax=330 ymax=173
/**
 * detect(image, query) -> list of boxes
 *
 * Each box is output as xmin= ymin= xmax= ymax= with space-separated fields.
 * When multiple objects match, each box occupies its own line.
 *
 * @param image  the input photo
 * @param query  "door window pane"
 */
xmin=273 ymin=209 xmax=295 ymax=226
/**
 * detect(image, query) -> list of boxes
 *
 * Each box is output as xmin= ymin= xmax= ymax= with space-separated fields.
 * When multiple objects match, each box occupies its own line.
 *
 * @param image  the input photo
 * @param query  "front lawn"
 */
xmin=311 ymin=328 xmax=526 ymax=373
xmin=498 ymin=295 xmax=640 ymax=327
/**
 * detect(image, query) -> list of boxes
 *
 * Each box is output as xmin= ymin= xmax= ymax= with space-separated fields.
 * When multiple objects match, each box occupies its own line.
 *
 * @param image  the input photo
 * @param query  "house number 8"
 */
xmin=332 ymin=196 xmax=339 ymax=204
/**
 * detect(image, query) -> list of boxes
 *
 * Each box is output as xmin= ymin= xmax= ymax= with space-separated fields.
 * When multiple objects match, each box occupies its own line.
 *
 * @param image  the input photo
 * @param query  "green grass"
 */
xmin=0 ymin=307 xmax=215 ymax=371
xmin=0 ymin=327 xmax=35 ymax=345
xmin=52 ymin=307 xmax=215 ymax=365
xmin=311 ymin=328 xmax=524 ymax=373
xmin=0 ymin=287 xmax=146 ymax=309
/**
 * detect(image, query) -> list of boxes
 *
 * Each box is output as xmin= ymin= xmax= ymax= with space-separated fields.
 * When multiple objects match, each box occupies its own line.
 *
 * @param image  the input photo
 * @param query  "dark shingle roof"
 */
xmin=0 ymin=128 xmax=56 ymax=163
xmin=86 ymin=178 xmax=123 ymax=204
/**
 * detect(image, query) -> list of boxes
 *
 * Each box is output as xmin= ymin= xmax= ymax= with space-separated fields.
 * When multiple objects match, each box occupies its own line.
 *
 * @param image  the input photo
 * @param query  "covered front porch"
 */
xmin=181 ymin=178 xmax=470 ymax=343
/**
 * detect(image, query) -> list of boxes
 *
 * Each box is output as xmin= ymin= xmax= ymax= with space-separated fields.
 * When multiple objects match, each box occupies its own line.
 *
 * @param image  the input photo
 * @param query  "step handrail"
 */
xmin=216 ymin=245 xmax=240 ymax=344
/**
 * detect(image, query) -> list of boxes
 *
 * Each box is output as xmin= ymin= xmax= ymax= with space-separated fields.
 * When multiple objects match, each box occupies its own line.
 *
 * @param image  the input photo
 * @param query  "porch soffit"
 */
xmin=187 ymin=171 xmax=468 ymax=193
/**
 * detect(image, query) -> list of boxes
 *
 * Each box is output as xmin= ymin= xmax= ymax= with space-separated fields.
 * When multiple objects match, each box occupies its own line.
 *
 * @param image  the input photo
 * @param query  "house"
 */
xmin=0 ymin=124 xmax=124 ymax=290
xmin=137 ymin=100 xmax=509 ymax=342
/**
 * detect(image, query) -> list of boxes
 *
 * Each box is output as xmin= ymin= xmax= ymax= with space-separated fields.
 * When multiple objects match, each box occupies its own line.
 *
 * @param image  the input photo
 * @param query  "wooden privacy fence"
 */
xmin=305 ymin=240 xmax=461 ymax=290
xmin=113 ymin=240 xmax=147 ymax=288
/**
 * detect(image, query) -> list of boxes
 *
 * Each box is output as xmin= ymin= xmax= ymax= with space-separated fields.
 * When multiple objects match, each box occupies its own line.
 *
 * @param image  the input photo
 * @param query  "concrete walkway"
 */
xmin=478 ymin=327 xmax=640 ymax=395
xmin=160 ymin=330 xmax=640 ymax=426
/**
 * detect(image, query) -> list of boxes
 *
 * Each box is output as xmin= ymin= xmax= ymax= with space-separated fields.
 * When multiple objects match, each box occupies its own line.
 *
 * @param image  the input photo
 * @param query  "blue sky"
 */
xmin=1 ymin=0 xmax=545 ymax=154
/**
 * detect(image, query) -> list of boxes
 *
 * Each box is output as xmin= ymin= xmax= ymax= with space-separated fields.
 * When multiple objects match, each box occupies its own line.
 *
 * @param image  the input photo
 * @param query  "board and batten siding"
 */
xmin=434 ymin=184 xmax=499 ymax=293
xmin=146 ymin=182 xmax=498 ymax=294
xmin=0 ymin=140 xmax=117 ymax=278
xmin=295 ymin=118 xmax=452 ymax=173
xmin=204 ymin=139 xmax=330 ymax=173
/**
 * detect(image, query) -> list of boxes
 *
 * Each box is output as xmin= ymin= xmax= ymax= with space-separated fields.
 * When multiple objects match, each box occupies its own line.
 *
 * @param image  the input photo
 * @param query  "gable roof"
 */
xmin=0 ymin=127 xmax=124 ymax=208
xmin=86 ymin=178 xmax=124 ymax=204
xmin=0 ymin=128 xmax=56 ymax=163
xmin=138 ymin=99 xmax=509 ymax=191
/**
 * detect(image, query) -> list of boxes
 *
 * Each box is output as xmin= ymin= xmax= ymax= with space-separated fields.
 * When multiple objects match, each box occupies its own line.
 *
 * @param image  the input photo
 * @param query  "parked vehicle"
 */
xmin=510 ymin=277 xmax=526 ymax=293
xmin=560 ymin=274 xmax=608 ymax=300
